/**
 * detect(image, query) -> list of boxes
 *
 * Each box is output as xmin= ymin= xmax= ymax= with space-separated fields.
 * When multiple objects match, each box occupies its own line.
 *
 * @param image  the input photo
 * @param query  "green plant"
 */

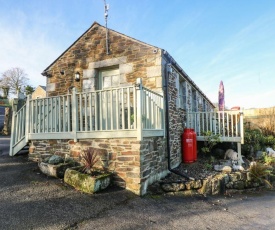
xmin=249 ymin=163 xmax=273 ymax=188
xmin=81 ymin=148 xmax=99 ymax=174
xmin=261 ymin=152 xmax=275 ymax=166
xmin=242 ymin=128 xmax=275 ymax=156
xmin=201 ymin=131 xmax=221 ymax=154
xmin=204 ymin=162 xmax=213 ymax=170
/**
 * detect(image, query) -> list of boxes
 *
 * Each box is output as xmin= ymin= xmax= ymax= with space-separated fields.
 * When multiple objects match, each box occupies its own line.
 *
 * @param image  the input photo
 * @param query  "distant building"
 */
xmin=32 ymin=85 xmax=46 ymax=99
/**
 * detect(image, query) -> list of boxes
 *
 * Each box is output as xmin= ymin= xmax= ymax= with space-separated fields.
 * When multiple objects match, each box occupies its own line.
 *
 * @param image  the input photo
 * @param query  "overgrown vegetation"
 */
xmin=260 ymin=152 xmax=275 ymax=166
xmin=249 ymin=162 xmax=273 ymax=188
xmin=201 ymin=131 xmax=222 ymax=154
xmin=242 ymin=128 xmax=275 ymax=156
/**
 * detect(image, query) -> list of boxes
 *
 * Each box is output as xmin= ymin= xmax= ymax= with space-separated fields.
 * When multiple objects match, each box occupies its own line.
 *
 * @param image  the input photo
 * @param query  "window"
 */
xmin=99 ymin=68 xmax=120 ymax=90
xmin=178 ymin=80 xmax=187 ymax=109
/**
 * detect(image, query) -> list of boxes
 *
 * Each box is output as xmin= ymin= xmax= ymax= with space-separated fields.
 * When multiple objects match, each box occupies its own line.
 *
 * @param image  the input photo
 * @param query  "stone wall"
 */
xmin=45 ymin=22 xmax=162 ymax=96
xmin=29 ymin=136 xmax=167 ymax=195
xmin=166 ymin=68 xmax=185 ymax=168
xmin=32 ymin=86 xmax=46 ymax=99
xmin=160 ymin=171 xmax=274 ymax=196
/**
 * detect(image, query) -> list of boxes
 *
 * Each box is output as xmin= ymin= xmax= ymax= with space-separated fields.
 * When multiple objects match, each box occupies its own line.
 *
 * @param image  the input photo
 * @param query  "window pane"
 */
xmin=103 ymin=76 xmax=111 ymax=88
xmin=112 ymin=75 xmax=120 ymax=87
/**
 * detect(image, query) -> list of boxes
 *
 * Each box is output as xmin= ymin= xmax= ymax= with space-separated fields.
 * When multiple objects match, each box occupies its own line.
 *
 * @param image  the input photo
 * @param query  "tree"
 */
xmin=25 ymin=85 xmax=35 ymax=95
xmin=0 ymin=67 xmax=29 ymax=94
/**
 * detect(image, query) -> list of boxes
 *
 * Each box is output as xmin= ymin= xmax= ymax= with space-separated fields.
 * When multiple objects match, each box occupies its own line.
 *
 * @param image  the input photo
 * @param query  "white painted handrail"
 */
xmin=187 ymin=110 xmax=244 ymax=143
xmin=10 ymin=79 xmax=165 ymax=154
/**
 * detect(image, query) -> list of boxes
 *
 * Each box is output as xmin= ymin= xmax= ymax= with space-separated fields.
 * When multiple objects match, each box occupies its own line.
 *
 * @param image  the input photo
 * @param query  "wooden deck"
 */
xmin=10 ymin=79 xmax=164 ymax=156
xmin=187 ymin=110 xmax=244 ymax=165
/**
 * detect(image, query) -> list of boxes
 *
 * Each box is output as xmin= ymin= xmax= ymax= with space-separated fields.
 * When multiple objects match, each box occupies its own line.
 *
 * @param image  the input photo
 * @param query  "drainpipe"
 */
xmin=164 ymin=63 xmax=194 ymax=181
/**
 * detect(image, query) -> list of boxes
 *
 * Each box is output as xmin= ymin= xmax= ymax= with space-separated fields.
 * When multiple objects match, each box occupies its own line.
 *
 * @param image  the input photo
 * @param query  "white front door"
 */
xmin=98 ymin=68 xmax=120 ymax=130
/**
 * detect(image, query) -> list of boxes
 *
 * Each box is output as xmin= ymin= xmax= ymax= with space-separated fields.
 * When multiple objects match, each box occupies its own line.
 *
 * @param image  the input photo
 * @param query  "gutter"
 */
xmin=164 ymin=63 xmax=194 ymax=181
xmin=163 ymin=50 xmax=215 ymax=109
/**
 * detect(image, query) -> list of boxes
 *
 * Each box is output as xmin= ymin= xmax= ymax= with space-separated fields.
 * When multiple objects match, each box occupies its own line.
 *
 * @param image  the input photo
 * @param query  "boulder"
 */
xmin=48 ymin=155 xmax=64 ymax=165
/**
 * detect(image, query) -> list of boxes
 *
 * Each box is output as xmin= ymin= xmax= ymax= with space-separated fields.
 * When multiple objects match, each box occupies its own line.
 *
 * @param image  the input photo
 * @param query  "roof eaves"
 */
xmin=42 ymin=21 xmax=160 ymax=76
xmin=163 ymin=50 xmax=215 ymax=108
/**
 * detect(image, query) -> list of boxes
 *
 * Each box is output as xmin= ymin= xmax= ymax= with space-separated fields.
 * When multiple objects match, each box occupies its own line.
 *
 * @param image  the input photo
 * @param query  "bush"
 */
xmin=201 ymin=131 xmax=222 ymax=154
xmin=242 ymin=128 xmax=275 ymax=156
xmin=249 ymin=162 xmax=272 ymax=188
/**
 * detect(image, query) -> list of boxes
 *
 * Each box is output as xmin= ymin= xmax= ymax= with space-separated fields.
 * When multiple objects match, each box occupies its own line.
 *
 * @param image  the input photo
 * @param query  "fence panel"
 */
xmin=187 ymin=110 xmax=243 ymax=141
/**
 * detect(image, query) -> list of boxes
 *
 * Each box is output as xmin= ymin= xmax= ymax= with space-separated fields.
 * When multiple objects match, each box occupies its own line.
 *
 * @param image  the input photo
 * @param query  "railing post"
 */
xmin=136 ymin=78 xmax=143 ymax=141
xmin=25 ymin=95 xmax=31 ymax=142
xmin=9 ymin=98 xmax=18 ymax=156
xmin=239 ymin=111 xmax=244 ymax=144
xmin=71 ymin=88 xmax=78 ymax=142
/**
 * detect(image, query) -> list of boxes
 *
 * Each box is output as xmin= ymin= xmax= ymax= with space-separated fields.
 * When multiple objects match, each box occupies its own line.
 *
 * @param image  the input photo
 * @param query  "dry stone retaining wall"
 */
xmin=160 ymin=171 xmax=275 ymax=195
xmin=29 ymin=136 xmax=167 ymax=195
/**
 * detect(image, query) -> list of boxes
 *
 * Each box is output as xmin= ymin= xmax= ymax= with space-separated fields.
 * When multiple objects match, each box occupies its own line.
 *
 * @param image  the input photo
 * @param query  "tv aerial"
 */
xmin=103 ymin=0 xmax=109 ymax=55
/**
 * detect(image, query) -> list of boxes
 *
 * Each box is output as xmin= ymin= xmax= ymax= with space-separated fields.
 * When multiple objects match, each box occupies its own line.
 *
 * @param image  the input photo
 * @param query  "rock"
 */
xmin=214 ymin=165 xmax=232 ymax=173
xmin=232 ymin=164 xmax=245 ymax=171
xmin=198 ymin=178 xmax=212 ymax=195
xmin=233 ymin=181 xmax=245 ymax=190
xmin=212 ymin=178 xmax=221 ymax=195
xmin=230 ymin=173 xmax=240 ymax=182
xmin=255 ymin=151 xmax=263 ymax=159
xmin=244 ymin=181 xmax=252 ymax=188
xmin=226 ymin=182 xmax=234 ymax=189
xmin=48 ymin=155 xmax=64 ymax=165
xmin=161 ymin=183 xmax=185 ymax=192
xmin=193 ymin=180 xmax=202 ymax=189
xmin=175 ymin=190 xmax=198 ymax=196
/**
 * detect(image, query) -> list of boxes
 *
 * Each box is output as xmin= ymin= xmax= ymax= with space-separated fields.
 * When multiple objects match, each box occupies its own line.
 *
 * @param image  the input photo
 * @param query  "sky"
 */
xmin=0 ymin=0 xmax=275 ymax=109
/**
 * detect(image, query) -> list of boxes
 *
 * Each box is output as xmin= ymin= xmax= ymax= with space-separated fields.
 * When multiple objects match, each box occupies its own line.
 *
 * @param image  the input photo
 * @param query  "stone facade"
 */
xmin=29 ymin=137 xmax=167 ymax=195
xmin=29 ymin=22 xmax=215 ymax=195
xmin=44 ymin=22 xmax=163 ymax=96
xmin=32 ymin=85 xmax=46 ymax=99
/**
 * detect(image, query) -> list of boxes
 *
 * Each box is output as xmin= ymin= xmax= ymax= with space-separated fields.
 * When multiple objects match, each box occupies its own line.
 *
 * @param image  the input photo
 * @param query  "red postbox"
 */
xmin=182 ymin=128 xmax=194 ymax=163
xmin=190 ymin=128 xmax=197 ymax=161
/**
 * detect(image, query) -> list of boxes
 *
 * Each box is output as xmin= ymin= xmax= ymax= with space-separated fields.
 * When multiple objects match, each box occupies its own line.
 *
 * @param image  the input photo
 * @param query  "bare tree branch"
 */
xmin=0 ymin=67 xmax=29 ymax=94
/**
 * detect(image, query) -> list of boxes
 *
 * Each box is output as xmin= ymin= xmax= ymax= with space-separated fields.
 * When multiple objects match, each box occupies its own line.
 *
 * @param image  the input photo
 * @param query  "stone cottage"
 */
xmin=11 ymin=22 xmax=214 ymax=195
xmin=32 ymin=85 xmax=46 ymax=99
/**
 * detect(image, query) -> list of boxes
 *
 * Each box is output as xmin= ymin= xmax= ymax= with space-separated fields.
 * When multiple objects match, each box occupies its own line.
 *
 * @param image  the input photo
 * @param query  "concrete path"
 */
xmin=0 ymin=137 xmax=275 ymax=229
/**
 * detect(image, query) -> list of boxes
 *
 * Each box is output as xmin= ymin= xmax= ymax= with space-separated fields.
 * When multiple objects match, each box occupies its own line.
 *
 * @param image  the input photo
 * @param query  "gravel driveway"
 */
xmin=1 ymin=147 xmax=275 ymax=229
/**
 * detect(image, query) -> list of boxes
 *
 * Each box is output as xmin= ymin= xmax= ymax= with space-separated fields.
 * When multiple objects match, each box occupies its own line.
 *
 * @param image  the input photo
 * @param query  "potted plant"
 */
xmin=64 ymin=147 xmax=112 ymax=194
xmin=38 ymin=153 xmax=78 ymax=179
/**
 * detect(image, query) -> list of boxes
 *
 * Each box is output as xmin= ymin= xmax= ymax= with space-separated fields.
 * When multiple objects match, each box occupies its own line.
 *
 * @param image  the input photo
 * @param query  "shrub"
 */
xmin=81 ymin=148 xmax=99 ymax=174
xmin=201 ymin=131 xmax=222 ymax=154
xmin=242 ymin=128 xmax=275 ymax=156
xmin=249 ymin=162 xmax=272 ymax=188
xmin=261 ymin=152 xmax=275 ymax=166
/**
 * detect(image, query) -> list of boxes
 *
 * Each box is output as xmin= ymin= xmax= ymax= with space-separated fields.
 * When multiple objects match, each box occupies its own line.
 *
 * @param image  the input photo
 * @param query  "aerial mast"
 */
xmin=103 ymin=0 xmax=109 ymax=55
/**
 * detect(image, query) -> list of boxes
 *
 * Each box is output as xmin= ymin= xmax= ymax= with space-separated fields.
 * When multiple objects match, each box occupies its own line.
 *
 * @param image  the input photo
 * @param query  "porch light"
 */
xmin=75 ymin=72 xmax=80 ymax=82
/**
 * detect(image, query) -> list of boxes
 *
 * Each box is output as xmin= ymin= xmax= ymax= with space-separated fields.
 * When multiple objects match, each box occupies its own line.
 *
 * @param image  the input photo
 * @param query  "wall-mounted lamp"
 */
xmin=75 ymin=72 xmax=80 ymax=82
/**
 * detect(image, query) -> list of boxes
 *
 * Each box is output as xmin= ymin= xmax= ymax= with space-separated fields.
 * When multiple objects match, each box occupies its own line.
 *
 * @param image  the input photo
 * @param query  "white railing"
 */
xmin=10 ymin=78 xmax=164 ymax=155
xmin=187 ymin=110 xmax=244 ymax=143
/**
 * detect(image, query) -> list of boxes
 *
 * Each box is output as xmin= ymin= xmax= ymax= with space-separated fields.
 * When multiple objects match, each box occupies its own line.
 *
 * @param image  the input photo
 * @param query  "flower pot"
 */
xmin=64 ymin=167 xmax=112 ymax=194
xmin=38 ymin=162 xmax=73 ymax=178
